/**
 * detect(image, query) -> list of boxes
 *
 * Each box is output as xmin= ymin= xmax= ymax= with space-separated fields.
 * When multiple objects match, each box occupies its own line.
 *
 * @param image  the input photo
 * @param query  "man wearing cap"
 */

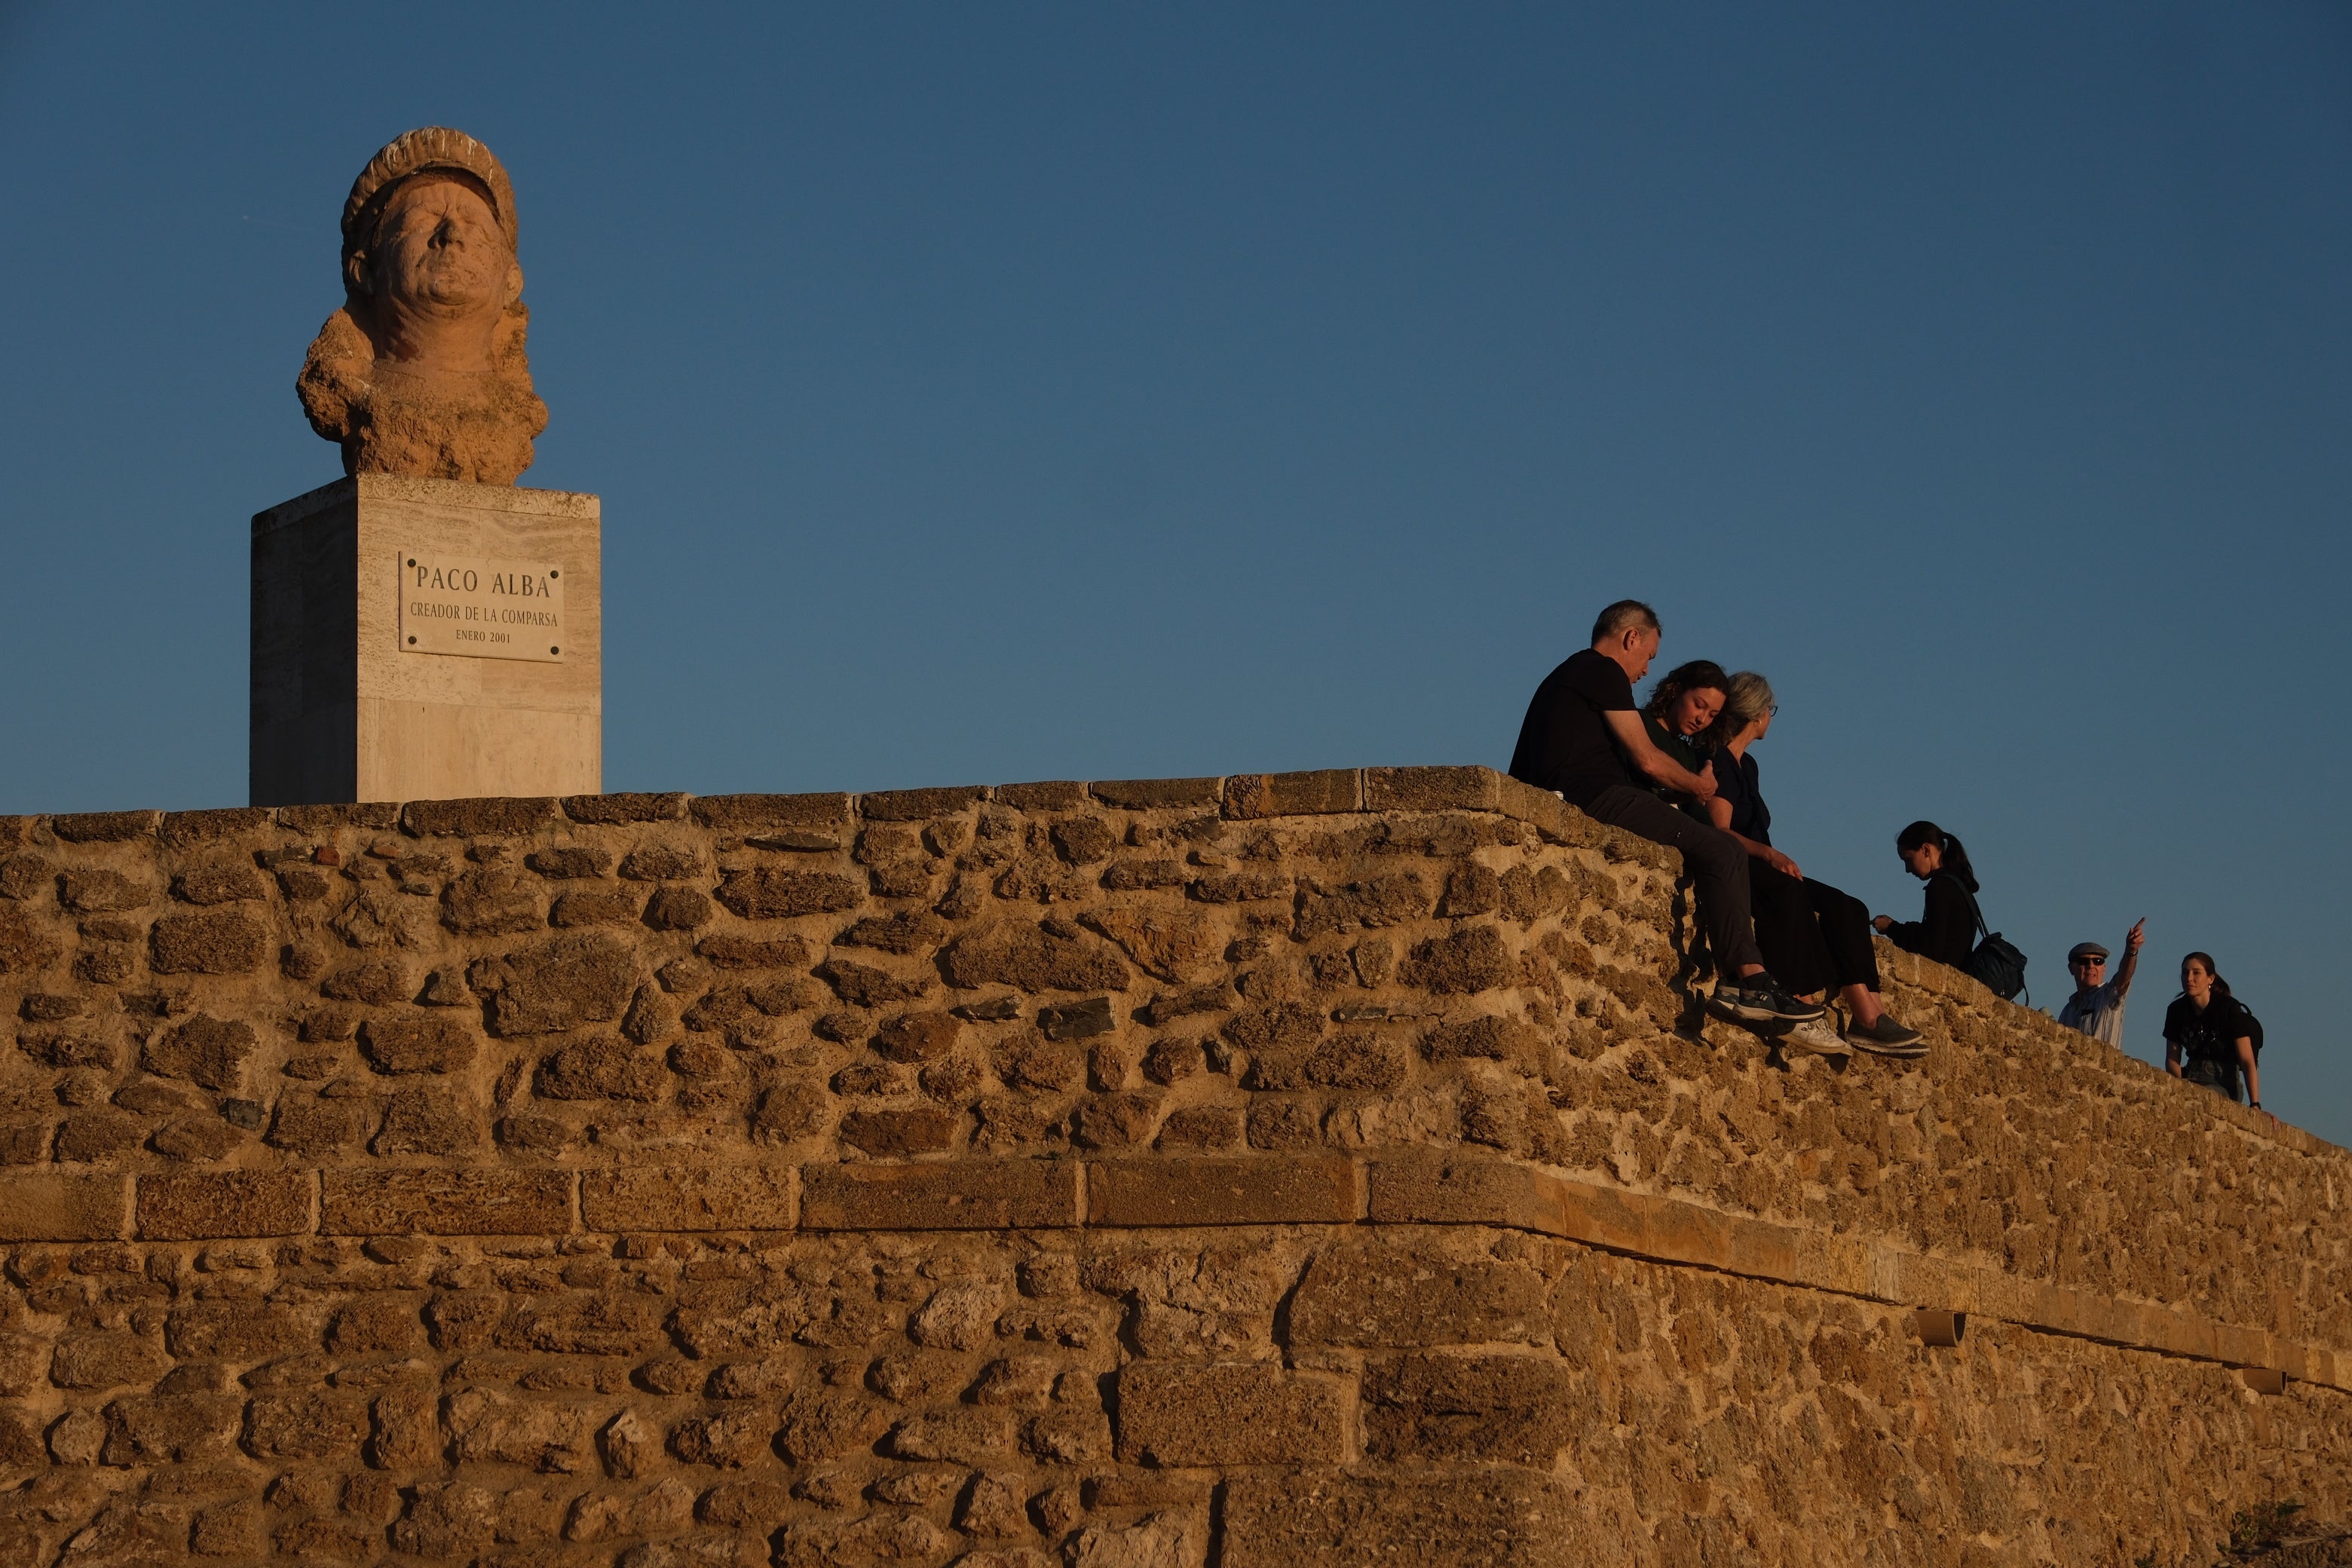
xmin=2055 ymin=918 xmax=2145 ymax=1047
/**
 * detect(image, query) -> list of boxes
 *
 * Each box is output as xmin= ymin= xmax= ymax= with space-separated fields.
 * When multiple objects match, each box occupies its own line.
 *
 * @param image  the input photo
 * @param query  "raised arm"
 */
xmin=2111 ymin=917 xmax=2145 ymax=1000
xmin=1603 ymin=710 xmax=1715 ymax=800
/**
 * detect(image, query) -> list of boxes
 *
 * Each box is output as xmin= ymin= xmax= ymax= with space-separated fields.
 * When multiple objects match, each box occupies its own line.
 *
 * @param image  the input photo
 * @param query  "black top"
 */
xmin=1508 ymin=650 xmax=1637 ymax=809
xmin=2163 ymin=994 xmax=2256 ymax=1070
xmin=1712 ymin=747 xmax=1770 ymax=844
xmin=1642 ymin=714 xmax=1713 ymax=819
xmin=1883 ymin=872 xmax=1976 ymax=970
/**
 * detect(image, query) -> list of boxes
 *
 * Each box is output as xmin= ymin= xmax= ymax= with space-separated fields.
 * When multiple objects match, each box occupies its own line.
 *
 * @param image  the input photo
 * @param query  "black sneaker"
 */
xmin=1711 ymin=975 xmax=1827 ymax=1024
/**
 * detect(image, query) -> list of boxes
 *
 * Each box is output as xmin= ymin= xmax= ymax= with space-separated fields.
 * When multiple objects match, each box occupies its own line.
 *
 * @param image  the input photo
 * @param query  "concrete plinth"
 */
xmin=251 ymin=473 xmax=601 ymax=805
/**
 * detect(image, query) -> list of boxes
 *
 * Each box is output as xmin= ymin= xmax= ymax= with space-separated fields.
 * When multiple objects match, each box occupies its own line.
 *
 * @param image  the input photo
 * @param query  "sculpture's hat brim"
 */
xmin=341 ymin=127 xmax=519 ymax=256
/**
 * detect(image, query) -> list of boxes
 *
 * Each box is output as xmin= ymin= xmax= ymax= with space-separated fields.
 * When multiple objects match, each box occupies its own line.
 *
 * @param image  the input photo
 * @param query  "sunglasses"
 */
xmin=2072 ymin=956 xmax=2105 ymax=967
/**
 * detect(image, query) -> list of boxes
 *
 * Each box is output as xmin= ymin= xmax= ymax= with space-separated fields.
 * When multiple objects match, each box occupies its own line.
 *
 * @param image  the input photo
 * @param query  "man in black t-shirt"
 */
xmin=1509 ymin=600 xmax=1821 ymax=1026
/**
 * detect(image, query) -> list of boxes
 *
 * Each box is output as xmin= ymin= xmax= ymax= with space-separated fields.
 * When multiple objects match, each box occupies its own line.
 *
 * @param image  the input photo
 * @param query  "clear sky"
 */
xmin=2 ymin=3 xmax=2346 ymax=1142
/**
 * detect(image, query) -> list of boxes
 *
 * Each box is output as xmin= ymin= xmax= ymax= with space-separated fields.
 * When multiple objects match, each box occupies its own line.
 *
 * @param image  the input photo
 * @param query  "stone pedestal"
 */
xmin=251 ymin=473 xmax=601 ymax=805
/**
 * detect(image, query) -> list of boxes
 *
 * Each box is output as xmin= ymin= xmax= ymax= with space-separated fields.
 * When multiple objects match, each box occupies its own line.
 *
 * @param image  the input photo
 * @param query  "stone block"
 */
xmin=1087 ymin=777 xmax=1222 ymax=810
xmin=401 ymin=797 xmax=559 ymax=837
xmin=1359 ymin=1351 xmax=1578 ymax=1463
xmin=1363 ymin=764 xmax=1503 ymax=814
xmin=1222 ymin=1471 xmax=1575 ymax=1566
xmin=51 ymin=810 xmax=161 ymax=844
xmin=1222 ymin=770 xmax=1361 ymax=819
xmin=580 ymin=1164 xmax=795 ymax=1233
xmin=1086 ymin=1155 xmax=1358 ymax=1227
xmin=1290 ymin=1242 xmax=1550 ymax=1347
xmin=0 ymin=1174 xmax=127 ymax=1241
xmin=688 ymin=792 xmax=853 ymax=831
xmin=150 ymin=911 xmax=270 ymax=974
xmin=321 ymin=1169 xmax=573 ymax=1236
xmin=1366 ymin=1152 xmax=1566 ymax=1235
xmin=859 ymin=785 xmax=989 ymax=821
xmin=562 ymin=792 xmax=689 ymax=823
xmin=137 ymin=1171 xmax=313 ymax=1240
xmin=1112 ymin=1362 xmax=1347 ymax=1466
xmin=994 ymin=780 xmax=1087 ymax=810
xmin=799 ymin=1159 xmax=1080 ymax=1230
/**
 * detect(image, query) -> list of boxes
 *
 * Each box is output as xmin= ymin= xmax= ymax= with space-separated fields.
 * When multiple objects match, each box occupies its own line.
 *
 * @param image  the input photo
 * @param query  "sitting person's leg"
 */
xmin=1580 ymin=786 xmax=1821 ymax=1021
xmin=1805 ymin=877 xmax=1922 ymax=1052
xmin=1750 ymin=862 xmax=1836 ymax=997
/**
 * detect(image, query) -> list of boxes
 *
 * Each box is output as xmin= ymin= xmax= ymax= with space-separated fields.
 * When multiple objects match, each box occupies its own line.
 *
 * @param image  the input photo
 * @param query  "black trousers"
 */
xmin=1581 ymin=786 xmax=1764 ymax=975
xmin=1749 ymin=864 xmax=1881 ymax=998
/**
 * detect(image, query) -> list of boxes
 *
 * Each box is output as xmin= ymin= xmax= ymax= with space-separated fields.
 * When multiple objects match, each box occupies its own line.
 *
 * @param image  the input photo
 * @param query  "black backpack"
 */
xmin=1940 ymin=875 xmax=2029 ymax=1003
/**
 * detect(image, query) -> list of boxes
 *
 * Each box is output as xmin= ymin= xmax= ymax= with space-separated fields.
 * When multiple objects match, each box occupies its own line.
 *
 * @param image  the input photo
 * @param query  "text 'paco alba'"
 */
xmin=411 ymin=563 xmax=556 ymax=598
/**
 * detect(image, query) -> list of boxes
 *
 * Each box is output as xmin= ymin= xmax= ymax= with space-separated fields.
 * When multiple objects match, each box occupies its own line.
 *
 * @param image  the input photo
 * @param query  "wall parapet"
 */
xmin=0 ymin=764 xmax=2341 ymax=1565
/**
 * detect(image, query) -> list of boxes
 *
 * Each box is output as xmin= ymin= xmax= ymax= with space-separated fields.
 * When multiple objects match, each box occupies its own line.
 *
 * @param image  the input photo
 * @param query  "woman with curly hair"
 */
xmin=1706 ymin=672 xmax=1926 ymax=1058
xmin=1638 ymin=660 xmax=1729 ymax=813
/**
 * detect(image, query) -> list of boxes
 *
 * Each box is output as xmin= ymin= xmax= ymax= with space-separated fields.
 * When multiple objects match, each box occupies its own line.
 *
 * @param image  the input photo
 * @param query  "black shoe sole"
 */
xmin=1715 ymin=994 xmax=1827 ymax=1025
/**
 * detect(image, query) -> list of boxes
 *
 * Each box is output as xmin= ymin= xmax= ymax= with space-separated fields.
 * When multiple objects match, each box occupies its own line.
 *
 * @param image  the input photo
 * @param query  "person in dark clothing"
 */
xmin=1872 ymin=821 xmax=1978 ymax=972
xmin=2163 ymin=952 xmax=2262 ymax=1110
xmin=1638 ymin=661 xmax=1729 ymax=798
xmin=1508 ymin=601 xmax=1822 ymax=1027
xmin=1639 ymin=660 xmax=1729 ymax=827
xmin=1704 ymin=673 xmax=1926 ymax=1058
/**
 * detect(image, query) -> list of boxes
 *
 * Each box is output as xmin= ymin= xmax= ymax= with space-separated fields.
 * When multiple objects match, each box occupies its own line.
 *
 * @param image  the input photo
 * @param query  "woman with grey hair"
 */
xmin=1704 ymin=672 xmax=1925 ymax=1057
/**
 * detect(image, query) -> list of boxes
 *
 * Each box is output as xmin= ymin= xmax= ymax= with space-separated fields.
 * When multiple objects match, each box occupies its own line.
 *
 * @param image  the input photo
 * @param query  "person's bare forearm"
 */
xmin=1634 ymin=748 xmax=1708 ymax=795
xmin=2112 ymin=945 xmax=2139 ymax=997
xmin=2239 ymin=1040 xmax=2259 ymax=1107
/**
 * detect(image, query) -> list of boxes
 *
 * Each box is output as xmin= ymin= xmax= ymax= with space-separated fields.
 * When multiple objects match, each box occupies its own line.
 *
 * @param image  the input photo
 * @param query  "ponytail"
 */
xmin=1896 ymin=819 xmax=1980 ymax=893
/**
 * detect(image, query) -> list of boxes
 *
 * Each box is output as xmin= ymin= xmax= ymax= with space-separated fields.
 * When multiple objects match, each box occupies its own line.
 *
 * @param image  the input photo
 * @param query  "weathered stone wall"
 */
xmin=0 ymin=766 xmax=2341 ymax=1566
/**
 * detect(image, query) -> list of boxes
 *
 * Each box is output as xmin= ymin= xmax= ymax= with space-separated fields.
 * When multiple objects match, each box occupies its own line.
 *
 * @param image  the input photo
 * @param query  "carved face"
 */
xmin=359 ymin=173 xmax=518 ymax=341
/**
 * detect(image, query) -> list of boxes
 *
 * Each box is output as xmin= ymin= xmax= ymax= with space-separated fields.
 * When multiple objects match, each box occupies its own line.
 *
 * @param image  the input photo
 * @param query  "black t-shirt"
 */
xmin=2164 ymin=994 xmax=2255 ymax=1076
xmin=1508 ymin=650 xmax=1637 ymax=808
xmin=1713 ymin=748 xmax=1770 ymax=844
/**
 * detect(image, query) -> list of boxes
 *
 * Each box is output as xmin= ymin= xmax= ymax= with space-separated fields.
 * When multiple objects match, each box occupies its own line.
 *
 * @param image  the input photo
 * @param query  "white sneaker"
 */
xmin=1781 ymin=1021 xmax=1851 ymax=1058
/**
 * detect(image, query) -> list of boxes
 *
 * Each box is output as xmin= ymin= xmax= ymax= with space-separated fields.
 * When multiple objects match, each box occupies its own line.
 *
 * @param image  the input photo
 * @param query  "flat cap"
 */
xmin=341 ymin=127 xmax=517 ymax=256
xmin=2066 ymin=942 xmax=2109 ymax=963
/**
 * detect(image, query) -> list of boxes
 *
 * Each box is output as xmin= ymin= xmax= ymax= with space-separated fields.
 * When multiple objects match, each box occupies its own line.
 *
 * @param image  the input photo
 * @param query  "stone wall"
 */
xmin=0 ymin=765 xmax=2341 ymax=1566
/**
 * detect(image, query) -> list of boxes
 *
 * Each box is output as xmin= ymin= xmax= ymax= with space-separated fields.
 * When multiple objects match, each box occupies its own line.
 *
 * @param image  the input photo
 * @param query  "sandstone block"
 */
xmin=468 ymin=932 xmax=636 ymax=1035
xmin=1359 ymin=1350 xmax=1577 ymax=1463
xmin=142 ymin=1013 xmax=258 ymax=1090
xmin=1077 ymin=907 xmax=1218 ymax=985
xmin=400 ymin=797 xmax=559 ymax=837
xmin=1086 ymin=1154 xmax=1358 ymax=1227
xmin=688 ymin=792 xmax=853 ymax=832
xmin=158 ymin=806 xmax=272 ymax=845
xmin=322 ymin=1168 xmax=573 ymax=1235
xmin=535 ymin=1035 xmax=666 ymax=1101
xmin=581 ymin=1164 xmax=795 ymax=1232
xmin=697 ymin=932 xmax=813 ymax=969
xmin=445 ymin=1386 xmax=593 ymax=1472
xmin=50 ymin=1329 xmax=167 ymax=1391
xmin=165 ymin=1300 xmax=308 ymax=1360
xmin=137 ymin=1171 xmax=313 ymax=1240
xmin=943 ymin=921 xmax=1129 ymax=994
xmin=1364 ymin=764 xmax=1503 ymax=814
xmin=150 ymin=911 xmax=269 ymax=974
xmin=1089 ymin=777 xmax=1223 ymax=809
xmin=51 ymin=810 xmax=161 ymax=843
xmin=562 ymin=791 xmax=690 ymax=823
xmin=0 ymin=1174 xmax=127 ymax=1240
xmin=1113 ymin=1362 xmax=1347 ymax=1465
xmin=860 ymin=785 xmax=988 ymax=821
xmin=1223 ymin=770 xmax=1360 ymax=819
xmin=838 ymin=1107 xmax=960 ymax=1157
xmin=360 ymin=1014 xmax=476 ymax=1073
xmin=715 ymin=867 xmax=862 ymax=919
xmin=1291 ymin=1242 xmax=1550 ymax=1347
xmin=243 ymin=1390 xmax=369 ymax=1459
xmin=1221 ymin=1471 xmax=1575 ymax=1566
xmin=800 ymin=1159 xmax=1080 ymax=1230
xmin=101 ymin=1390 xmax=242 ymax=1465
xmin=1366 ymin=1152 xmax=1567 ymax=1235
xmin=873 ymin=1011 xmax=960 ymax=1062
xmin=1399 ymin=924 xmax=1517 ymax=993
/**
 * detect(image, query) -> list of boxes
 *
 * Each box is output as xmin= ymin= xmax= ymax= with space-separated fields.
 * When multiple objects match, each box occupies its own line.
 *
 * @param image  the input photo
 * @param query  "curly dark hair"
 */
xmin=1640 ymin=660 xmax=1731 ymax=729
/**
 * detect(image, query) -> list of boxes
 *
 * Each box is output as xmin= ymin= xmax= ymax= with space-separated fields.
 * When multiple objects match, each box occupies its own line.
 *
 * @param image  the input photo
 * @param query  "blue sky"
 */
xmin=2 ymin=3 xmax=2347 ymax=1141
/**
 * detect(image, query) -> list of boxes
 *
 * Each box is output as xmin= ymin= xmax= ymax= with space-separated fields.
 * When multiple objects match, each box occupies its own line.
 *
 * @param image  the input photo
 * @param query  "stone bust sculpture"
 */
xmin=298 ymin=127 xmax=549 ymax=485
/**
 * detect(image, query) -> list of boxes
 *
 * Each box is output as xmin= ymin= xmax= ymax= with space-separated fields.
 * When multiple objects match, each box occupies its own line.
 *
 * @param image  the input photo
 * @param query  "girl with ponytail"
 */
xmin=1872 ymin=821 xmax=1979 ymax=971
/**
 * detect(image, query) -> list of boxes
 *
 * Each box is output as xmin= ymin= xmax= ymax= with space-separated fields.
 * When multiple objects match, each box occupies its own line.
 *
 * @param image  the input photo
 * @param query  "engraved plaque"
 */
xmin=398 ymin=551 xmax=566 ymax=662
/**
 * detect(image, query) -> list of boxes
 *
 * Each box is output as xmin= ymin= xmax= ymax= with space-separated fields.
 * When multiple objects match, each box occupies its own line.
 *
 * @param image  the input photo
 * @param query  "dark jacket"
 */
xmin=1884 ymin=872 xmax=1976 ymax=971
